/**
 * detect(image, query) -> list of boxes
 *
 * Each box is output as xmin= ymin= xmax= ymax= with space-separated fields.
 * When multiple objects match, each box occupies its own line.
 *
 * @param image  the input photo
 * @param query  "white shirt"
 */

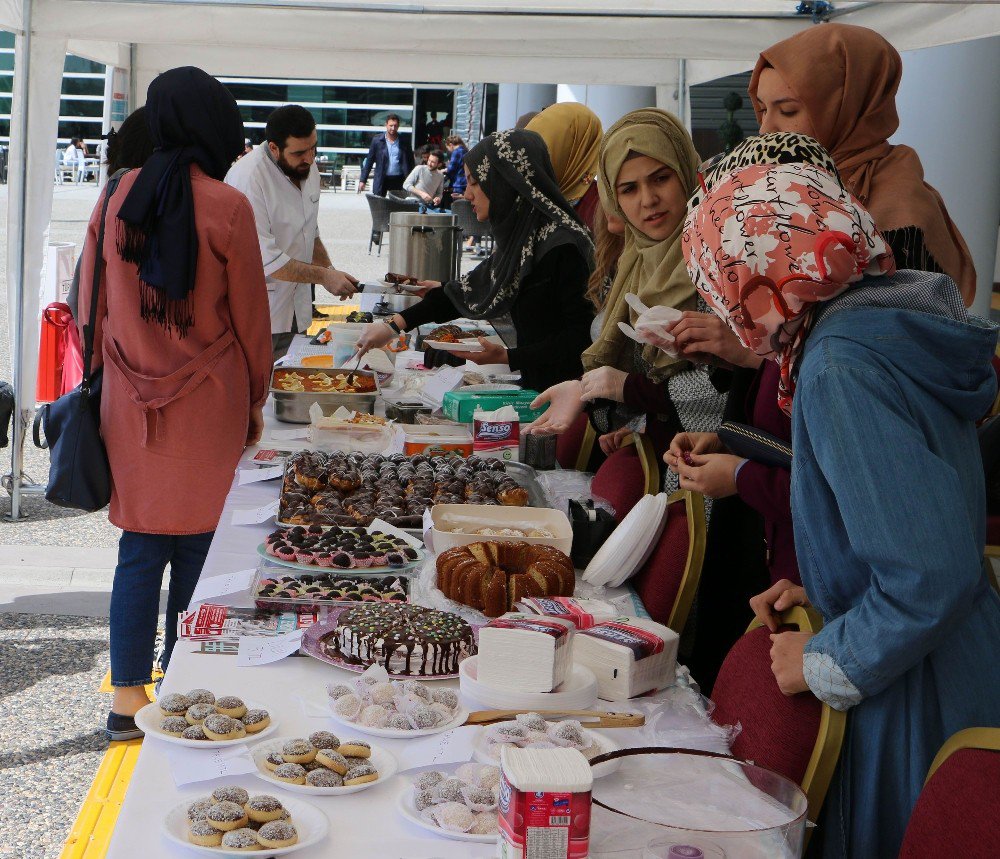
xmin=224 ymin=144 xmax=321 ymax=334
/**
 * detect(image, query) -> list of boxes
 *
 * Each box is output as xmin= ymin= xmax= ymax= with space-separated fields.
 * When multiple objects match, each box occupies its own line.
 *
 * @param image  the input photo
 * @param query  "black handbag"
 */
xmin=717 ymin=421 xmax=792 ymax=470
xmin=33 ymin=176 xmax=121 ymax=510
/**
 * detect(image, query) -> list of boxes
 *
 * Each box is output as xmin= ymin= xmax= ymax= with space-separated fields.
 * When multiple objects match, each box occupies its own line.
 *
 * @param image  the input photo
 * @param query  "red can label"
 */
xmin=498 ymin=770 xmax=591 ymax=859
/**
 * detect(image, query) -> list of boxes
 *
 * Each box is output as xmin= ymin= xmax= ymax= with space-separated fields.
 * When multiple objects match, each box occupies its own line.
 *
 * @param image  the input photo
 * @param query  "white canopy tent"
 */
xmin=2 ymin=0 xmax=999 ymax=517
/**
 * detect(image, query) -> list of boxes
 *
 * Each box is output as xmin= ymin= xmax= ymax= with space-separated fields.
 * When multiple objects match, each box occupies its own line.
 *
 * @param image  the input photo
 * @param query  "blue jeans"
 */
xmin=109 ymin=530 xmax=214 ymax=687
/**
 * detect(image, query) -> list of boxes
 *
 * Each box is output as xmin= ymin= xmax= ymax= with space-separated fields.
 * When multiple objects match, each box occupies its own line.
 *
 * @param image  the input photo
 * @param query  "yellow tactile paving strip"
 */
xmin=60 ymin=739 xmax=144 ymax=859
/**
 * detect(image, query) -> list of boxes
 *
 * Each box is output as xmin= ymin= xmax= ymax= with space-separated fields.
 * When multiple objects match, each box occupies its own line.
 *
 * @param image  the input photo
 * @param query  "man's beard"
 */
xmin=277 ymin=155 xmax=310 ymax=180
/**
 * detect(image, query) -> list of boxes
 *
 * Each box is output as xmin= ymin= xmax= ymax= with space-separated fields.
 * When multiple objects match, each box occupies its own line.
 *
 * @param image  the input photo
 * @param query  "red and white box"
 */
xmin=573 ymin=616 xmax=678 ymax=700
xmin=473 ymin=404 xmax=520 ymax=462
xmin=499 ymin=746 xmax=593 ymax=859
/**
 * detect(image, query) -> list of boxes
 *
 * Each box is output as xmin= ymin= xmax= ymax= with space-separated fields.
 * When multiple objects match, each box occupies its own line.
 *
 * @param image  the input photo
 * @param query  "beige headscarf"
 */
xmin=582 ymin=109 xmax=700 ymax=381
xmin=526 ymin=103 xmax=603 ymax=203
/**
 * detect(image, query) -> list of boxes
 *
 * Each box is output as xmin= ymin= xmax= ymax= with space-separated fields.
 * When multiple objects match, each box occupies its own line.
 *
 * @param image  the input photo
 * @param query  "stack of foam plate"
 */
xmin=582 ymin=493 xmax=669 ymax=587
xmin=459 ymin=655 xmax=598 ymax=710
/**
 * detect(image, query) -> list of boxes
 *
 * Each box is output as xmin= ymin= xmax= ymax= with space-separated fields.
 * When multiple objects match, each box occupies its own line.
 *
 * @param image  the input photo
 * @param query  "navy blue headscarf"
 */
xmin=116 ymin=67 xmax=244 ymax=336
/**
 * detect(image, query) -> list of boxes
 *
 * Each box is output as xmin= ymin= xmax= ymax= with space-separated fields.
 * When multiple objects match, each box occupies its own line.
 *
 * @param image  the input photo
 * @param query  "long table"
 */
xmin=106 ymin=410 xmax=725 ymax=858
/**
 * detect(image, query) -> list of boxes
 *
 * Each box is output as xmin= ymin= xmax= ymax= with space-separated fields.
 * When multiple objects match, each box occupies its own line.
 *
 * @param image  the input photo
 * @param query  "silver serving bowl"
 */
xmin=270 ymin=366 xmax=380 ymax=424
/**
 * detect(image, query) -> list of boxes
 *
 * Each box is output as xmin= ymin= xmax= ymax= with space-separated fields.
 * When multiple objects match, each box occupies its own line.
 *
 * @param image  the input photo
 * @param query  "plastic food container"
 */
xmin=382 ymin=397 xmax=433 ymax=424
xmin=251 ymin=566 xmax=416 ymax=612
xmin=399 ymin=424 xmax=473 ymax=457
xmin=308 ymin=422 xmax=394 ymax=454
xmin=429 ymin=503 xmax=573 ymax=555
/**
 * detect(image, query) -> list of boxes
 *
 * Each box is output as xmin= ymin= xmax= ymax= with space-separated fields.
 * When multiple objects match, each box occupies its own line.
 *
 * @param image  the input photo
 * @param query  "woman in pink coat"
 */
xmin=78 ymin=67 xmax=273 ymax=740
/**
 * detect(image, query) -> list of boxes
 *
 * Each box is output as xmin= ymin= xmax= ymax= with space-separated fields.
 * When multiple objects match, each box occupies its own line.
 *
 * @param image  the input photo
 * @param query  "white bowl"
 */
xmin=327 ymin=700 xmax=470 ymax=739
xmin=249 ymin=737 xmax=398 ymax=796
xmin=430 ymin=504 xmax=573 ymax=555
xmin=162 ymin=793 xmax=327 ymax=856
xmin=459 ymin=656 xmax=597 ymax=711
xmin=472 ymin=721 xmax=622 ymax=778
xmin=395 ymin=784 xmax=497 ymax=843
xmin=136 ymin=699 xmax=277 ymax=748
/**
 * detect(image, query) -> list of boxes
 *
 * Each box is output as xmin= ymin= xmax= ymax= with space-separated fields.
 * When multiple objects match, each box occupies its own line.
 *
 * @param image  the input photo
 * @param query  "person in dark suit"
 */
xmin=358 ymin=113 xmax=414 ymax=196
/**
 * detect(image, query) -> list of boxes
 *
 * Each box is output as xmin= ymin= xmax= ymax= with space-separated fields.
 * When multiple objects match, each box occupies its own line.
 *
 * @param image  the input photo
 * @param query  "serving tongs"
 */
xmin=463 ymin=709 xmax=645 ymax=728
xmin=343 ymin=352 xmax=364 ymax=386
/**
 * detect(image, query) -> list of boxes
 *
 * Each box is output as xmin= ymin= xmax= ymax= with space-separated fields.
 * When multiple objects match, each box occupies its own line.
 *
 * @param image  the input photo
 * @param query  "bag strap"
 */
xmin=81 ymin=172 xmax=123 ymax=388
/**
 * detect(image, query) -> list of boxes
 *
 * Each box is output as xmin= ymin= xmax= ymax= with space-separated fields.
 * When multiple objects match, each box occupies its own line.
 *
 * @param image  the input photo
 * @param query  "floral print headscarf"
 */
xmin=683 ymin=161 xmax=895 ymax=415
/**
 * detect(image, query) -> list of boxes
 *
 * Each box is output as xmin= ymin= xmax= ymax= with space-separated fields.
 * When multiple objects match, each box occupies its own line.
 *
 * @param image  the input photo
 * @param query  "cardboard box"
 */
xmin=442 ymin=389 xmax=544 ymax=424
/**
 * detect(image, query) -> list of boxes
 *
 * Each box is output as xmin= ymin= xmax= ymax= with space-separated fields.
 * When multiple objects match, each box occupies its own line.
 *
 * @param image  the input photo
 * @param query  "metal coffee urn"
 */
xmin=387 ymin=212 xmax=461 ymax=283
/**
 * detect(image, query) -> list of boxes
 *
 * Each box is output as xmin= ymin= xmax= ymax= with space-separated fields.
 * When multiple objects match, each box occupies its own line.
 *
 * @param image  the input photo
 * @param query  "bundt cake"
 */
xmin=436 ymin=541 xmax=575 ymax=617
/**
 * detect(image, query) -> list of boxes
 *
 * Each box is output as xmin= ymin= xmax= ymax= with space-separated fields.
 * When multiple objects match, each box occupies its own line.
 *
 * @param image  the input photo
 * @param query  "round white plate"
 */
xmin=459 ymin=656 xmax=598 ymax=711
xmin=162 ymin=793 xmax=328 ymax=856
xmin=136 ymin=699 xmax=277 ymax=748
xmin=396 ymin=785 xmax=497 ymax=843
xmin=327 ymin=701 xmax=470 ymax=739
xmin=423 ymin=338 xmax=486 ymax=353
xmin=249 ymin=737 xmax=398 ymax=796
xmin=380 ymin=279 xmax=425 ymax=293
xmin=472 ymin=722 xmax=622 ymax=779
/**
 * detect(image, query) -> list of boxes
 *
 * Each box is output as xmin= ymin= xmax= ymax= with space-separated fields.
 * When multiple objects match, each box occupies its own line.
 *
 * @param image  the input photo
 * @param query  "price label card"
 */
xmin=238 ymin=465 xmax=283 ymax=486
xmin=169 ymin=744 xmax=257 ymax=787
xmin=370 ymin=517 xmax=424 ymax=550
xmin=236 ymin=628 xmax=304 ymax=667
xmin=421 ymin=365 xmax=465 ymax=406
xmin=396 ymin=726 xmax=478 ymax=772
xmin=189 ymin=568 xmax=256 ymax=604
xmin=421 ymin=507 xmax=435 ymax=552
xmin=269 ymin=428 xmax=309 ymax=441
xmin=231 ymin=500 xmax=279 ymax=525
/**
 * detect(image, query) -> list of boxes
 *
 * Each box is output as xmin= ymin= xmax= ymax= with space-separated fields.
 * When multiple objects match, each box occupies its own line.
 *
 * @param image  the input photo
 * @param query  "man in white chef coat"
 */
xmin=225 ymin=104 xmax=358 ymax=359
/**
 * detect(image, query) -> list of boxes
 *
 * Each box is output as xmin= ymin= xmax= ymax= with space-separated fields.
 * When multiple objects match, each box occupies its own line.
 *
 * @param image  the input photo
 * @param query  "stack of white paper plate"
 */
xmin=459 ymin=655 xmax=598 ymax=710
xmin=582 ymin=493 xmax=669 ymax=587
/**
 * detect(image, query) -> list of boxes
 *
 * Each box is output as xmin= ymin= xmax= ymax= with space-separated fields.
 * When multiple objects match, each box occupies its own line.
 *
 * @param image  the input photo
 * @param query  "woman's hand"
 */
xmin=413 ymin=279 xmax=442 ymax=298
xmin=673 ymin=452 xmax=743 ymax=498
xmin=246 ymin=406 xmax=264 ymax=447
xmin=670 ymin=311 xmax=762 ymax=369
xmin=464 ymin=338 xmax=508 ymax=365
xmin=355 ymin=322 xmax=395 ymax=357
xmin=579 ymin=366 xmax=628 ymax=403
xmin=525 ymin=380 xmax=585 ymax=435
xmin=769 ymin=631 xmax=813 ymax=695
xmin=599 ymin=427 xmax=634 ymax=456
xmin=664 ymin=431 xmax=724 ymax=471
xmin=750 ymin=579 xmax=811 ymax=632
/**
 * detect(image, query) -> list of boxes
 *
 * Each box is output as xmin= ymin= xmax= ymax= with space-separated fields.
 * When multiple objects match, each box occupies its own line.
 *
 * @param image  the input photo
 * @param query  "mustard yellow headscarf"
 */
xmin=526 ymin=103 xmax=602 ymax=203
xmin=582 ymin=109 xmax=700 ymax=381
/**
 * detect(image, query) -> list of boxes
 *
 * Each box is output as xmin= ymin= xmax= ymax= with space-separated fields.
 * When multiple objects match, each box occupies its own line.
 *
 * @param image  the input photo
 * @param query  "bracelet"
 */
xmin=387 ymin=318 xmax=402 ymax=335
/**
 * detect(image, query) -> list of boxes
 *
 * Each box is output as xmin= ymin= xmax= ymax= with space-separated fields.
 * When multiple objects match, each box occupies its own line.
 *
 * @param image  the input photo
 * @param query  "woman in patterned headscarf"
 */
xmin=684 ymin=159 xmax=1000 ymax=859
xmin=356 ymin=129 xmax=594 ymax=393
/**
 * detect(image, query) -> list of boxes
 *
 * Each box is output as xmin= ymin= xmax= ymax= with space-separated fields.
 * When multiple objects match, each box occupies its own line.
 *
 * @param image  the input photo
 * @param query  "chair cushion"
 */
xmin=711 ymin=625 xmax=822 ymax=786
xmin=556 ymin=413 xmax=590 ymax=470
xmin=631 ymin=500 xmax=688 ymax=628
xmin=899 ymin=746 xmax=1000 ymax=857
xmin=591 ymin=444 xmax=645 ymax=523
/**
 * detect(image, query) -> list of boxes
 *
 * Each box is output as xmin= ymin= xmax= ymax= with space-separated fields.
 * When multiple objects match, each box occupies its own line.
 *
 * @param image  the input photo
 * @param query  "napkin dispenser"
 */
xmin=569 ymin=498 xmax=617 ymax=569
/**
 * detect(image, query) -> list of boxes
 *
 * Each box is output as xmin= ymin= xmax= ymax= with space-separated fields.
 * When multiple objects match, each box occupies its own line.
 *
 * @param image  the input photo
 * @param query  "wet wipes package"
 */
xmin=473 ymin=404 xmax=520 ymax=462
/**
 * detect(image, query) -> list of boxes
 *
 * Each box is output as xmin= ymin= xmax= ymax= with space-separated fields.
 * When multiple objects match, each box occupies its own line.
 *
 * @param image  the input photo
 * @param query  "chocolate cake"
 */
xmin=322 ymin=603 xmax=476 ymax=676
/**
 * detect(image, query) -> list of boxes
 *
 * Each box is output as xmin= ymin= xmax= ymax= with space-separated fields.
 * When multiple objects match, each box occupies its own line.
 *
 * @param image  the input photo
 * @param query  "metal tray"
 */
xmin=251 ymin=563 xmax=415 ymax=613
xmin=270 ymin=366 xmax=380 ymax=424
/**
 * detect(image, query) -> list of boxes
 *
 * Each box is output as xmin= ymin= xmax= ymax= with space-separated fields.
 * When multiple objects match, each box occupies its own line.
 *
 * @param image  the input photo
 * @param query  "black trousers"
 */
xmin=377 ymin=174 xmax=405 ymax=197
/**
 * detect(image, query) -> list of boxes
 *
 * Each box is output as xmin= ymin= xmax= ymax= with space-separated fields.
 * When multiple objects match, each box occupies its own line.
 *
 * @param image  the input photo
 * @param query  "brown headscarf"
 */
xmin=526 ymin=103 xmax=603 ymax=204
xmin=749 ymin=22 xmax=976 ymax=305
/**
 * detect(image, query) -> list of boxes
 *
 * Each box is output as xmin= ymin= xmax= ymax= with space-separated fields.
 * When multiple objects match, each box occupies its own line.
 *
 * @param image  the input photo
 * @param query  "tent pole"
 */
xmin=7 ymin=0 xmax=33 ymax=522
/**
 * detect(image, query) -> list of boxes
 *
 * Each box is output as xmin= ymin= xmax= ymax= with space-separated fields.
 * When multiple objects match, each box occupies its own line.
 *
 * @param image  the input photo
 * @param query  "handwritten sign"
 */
xmin=396 ymin=726 xmax=478 ymax=772
xmin=169 ymin=744 xmax=257 ymax=787
xmin=238 ymin=465 xmax=283 ymax=486
xmin=231 ymin=500 xmax=279 ymax=525
xmin=189 ymin=569 xmax=256 ymax=605
xmin=236 ymin=628 xmax=304 ymax=666
xmin=269 ymin=427 xmax=309 ymax=441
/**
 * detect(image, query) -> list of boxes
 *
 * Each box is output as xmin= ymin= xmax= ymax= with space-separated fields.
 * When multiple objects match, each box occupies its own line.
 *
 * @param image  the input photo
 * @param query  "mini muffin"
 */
xmin=241 ymin=708 xmax=270 ymax=734
xmin=221 ymin=827 xmax=260 ymax=851
xmin=281 ymin=738 xmax=316 ymax=764
xmin=245 ymin=794 xmax=284 ymax=824
xmin=203 ymin=714 xmax=245 ymax=741
xmin=344 ymin=763 xmax=379 ymax=786
xmin=214 ymin=695 xmax=247 ymax=719
xmin=308 ymin=730 xmax=340 ymax=750
xmin=184 ymin=703 xmax=216 ymax=725
xmin=187 ymin=819 xmax=223 ymax=847
xmin=211 ymin=786 xmax=249 ymax=807
xmin=205 ymin=800 xmax=248 ymax=831
xmin=160 ymin=716 xmax=189 ymax=737
xmin=272 ymin=763 xmax=307 ymax=785
xmin=185 ymin=688 xmax=215 ymax=706
xmin=257 ymin=820 xmax=298 ymax=849
xmin=157 ymin=692 xmax=190 ymax=717
xmin=338 ymin=739 xmax=371 ymax=759
xmin=306 ymin=768 xmax=344 ymax=788
xmin=262 ymin=751 xmax=285 ymax=772
xmin=186 ymin=798 xmax=213 ymax=822
xmin=181 ymin=725 xmax=209 ymax=742
xmin=315 ymin=749 xmax=349 ymax=775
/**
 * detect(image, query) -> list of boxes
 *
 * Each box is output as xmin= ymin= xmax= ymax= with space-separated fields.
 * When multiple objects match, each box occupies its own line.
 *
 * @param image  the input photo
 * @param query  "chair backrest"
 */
xmin=590 ymin=442 xmax=646 ymax=523
xmin=385 ymin=195 xmax=421 ymax=219
xmin=387 ymin=189 xmax=411 ymax=203
xmin=711 ymin=606 xmax=845 ymax=828
xmin=630 ymin=489 xmax=706 ymax=633
xmin=451 ymin=197 xmax=494 ymax=239
xmin=365 ymin=193 xmax=392 ymax=232
xmin=898 ymin=728 xmax=1000 ymax=858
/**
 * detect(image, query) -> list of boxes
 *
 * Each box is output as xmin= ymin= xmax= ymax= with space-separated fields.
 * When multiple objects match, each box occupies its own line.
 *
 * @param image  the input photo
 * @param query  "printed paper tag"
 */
xmin=231 ymin=500 xmax=279 ymax=525
xmin=169 ymin=744 xmax=257 ymax=787
xmin=522 ymin=597 xmax=596 ymax=630
xmin=238 ymin=465 xmax=283 ymax=486
xmin=236 ymin=628 xmax=304 ymax=666
xmin=486 ymin=616 xmax=569 ymax=641
xmin=580 ymin=621 xmax=664 ymax=659
xmin=189 ymin=568 xmax=256 ymax=605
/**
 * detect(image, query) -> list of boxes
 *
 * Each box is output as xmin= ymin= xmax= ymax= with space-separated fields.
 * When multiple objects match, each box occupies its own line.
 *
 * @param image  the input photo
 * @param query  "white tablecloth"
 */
xmin=105 ymin=407 xmax=727 ymax=859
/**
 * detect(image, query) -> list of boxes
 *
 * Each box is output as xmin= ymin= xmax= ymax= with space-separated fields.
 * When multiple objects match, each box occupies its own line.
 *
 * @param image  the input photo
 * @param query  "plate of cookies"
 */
xmin=163 ymin=787 xmax=327 ymax=856
xmin=396 ymin=763 xmax=500 ymax=843
xmin=249 ymin=732 xmax=398 ymax=795
xmin=136 ymin=690 xmax=277 ymax=748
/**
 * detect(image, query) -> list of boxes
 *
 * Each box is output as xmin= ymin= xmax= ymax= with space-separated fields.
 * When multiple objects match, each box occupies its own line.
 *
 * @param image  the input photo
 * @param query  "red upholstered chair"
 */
xmin=590 ymin=433 xmax=659 ymax=522
xmin=710 ymin=606 xmax=846 ymax=832
xmin=631 ymin=489 xmax=706 ymax=633
xmin=556 ymin=413 xmax=596 ymax=471
xmin=898 ymin=728 xmax=1000 ymax=858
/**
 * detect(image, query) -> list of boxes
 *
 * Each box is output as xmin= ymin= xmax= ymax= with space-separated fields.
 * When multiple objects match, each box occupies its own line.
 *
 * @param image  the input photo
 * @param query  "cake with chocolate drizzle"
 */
xmin=322 ymin=603 xmax=476 ymax=676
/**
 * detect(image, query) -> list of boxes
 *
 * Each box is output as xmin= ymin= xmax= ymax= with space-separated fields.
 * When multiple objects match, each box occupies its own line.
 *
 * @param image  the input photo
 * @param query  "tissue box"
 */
xmin=473 ymin=404 xmax=519 ymax=461
xmin=478 ymin=614 xmax=574 ymax=693
xmin=442 ymin=389 xmax=544 ymax=424
xmin=573 ymin=616 xmax=678 ymax=700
